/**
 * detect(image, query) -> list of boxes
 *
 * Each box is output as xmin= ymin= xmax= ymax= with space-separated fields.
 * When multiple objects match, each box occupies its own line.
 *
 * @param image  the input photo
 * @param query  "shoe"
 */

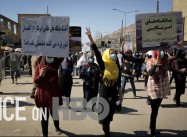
xmin=146 ymin=99 xmax=151 ymax=105
xmin=56 ymin=128 xmax=62 ymax=135
xmin=12 ymin=81 xmax=14 ymax=84
xmin=30 ymin=93 xmax=35 ymax=99
xmin=104 ymin=132 xmax=111 ymax=137
xmin=177 ymin=104 xmax=182 ymax=107
xmin=155 ymin=130 xmax=160 ymax=135
xmin=116 ymin=104 xmax=122 ymax=112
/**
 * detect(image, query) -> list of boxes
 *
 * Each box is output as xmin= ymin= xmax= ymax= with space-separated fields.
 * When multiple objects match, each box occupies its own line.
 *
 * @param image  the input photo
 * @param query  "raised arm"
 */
xmin=85 ymin=27 xmax=95 ymax=45
xmin=120 ymin=42 xmax=131 ymax=61
xmin=85 ymin=27 xmax=104 ymax=70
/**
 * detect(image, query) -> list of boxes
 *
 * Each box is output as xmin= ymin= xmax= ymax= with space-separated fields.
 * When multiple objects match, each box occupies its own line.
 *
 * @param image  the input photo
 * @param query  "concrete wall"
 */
xmin=173 ymin=0 xmax=187 ymax=41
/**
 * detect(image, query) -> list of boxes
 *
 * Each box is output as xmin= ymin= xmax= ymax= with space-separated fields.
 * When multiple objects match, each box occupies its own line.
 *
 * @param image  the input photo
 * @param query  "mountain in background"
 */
xmin=95 ymin=24 xmax=136 ymax=47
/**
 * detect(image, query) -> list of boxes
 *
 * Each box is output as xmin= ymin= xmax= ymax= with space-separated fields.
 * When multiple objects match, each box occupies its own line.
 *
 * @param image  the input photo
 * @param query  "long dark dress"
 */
xmin=173 ymin=55 xmax=187 ymax=106
xmin=91 ymin=44 xmax=121 ymax=124
xmin=58 ymin=60 xmax=73 ymax=97
xmin=80 ymin=62 xmax=100 ymax=102
xmin=34 ymin=58 xmax=63 ymax=109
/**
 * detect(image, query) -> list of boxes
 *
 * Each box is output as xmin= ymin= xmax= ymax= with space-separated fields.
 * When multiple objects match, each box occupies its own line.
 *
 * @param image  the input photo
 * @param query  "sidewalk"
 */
xmin=0 ymin=72 xmax=187 ymax=136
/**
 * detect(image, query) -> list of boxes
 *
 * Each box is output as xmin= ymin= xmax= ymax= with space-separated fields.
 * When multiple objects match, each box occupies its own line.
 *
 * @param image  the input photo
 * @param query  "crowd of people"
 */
xmin=0 ymin=28 xmax=187 ymax=137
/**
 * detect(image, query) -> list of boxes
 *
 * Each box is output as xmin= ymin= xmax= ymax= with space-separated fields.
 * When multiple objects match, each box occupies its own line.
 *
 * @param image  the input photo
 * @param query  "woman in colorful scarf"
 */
xmin=85 ymin=28 xmax=123 ymax=137
xmin=146 ymin=50 xmax=170 ymax=137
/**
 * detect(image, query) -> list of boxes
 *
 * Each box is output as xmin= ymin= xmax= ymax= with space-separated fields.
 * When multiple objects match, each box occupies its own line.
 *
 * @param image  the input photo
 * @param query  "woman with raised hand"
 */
xmin=146 ymin=50 xmax=170 ymax=137
xmin=85 ymin=27 xmax=123 ymax=137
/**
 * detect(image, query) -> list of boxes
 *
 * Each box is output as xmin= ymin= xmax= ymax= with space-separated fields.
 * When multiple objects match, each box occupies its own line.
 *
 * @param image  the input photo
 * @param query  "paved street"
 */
xmin=0 ymin=71 xmax=187 ymax=137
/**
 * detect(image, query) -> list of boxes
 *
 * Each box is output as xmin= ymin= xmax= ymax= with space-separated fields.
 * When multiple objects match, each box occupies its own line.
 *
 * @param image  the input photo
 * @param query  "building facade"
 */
xmin=0 ymin=14 xmax=19 ymax=46
xmin=172 ymin=0 xmax=187 ymax=41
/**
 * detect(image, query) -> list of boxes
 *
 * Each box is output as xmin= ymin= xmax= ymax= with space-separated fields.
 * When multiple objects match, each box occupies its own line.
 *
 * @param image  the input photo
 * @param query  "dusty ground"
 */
xmin=0 ymin=72 xmax=187 ymax=136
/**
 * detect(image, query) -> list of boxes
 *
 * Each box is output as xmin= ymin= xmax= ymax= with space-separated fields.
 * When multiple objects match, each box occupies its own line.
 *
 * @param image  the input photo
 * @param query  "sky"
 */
xmin=0 ymin=0 xmax=173 ymax=43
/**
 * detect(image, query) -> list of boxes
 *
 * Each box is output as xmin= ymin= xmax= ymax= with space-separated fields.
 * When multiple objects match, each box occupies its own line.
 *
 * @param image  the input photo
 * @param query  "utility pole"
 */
xmin=157 ymin=0 xmax=159 ymax=13
xmin=113 ymin=9 xmax=139 ymax=43
xmin=121 ymin=19 xmax=123 ymax=37
xmin=100 ymin=33 xmax=102 ymax=47
xmin=47 ymin=6 xmax=49 ymax=14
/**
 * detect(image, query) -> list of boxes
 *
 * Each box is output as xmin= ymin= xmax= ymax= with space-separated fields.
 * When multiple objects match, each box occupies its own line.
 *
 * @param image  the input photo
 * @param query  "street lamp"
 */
xmin=95 ymin=31 xmax=103 ymax=47
xmin=113 ymin=9 xmax=139 ymax=39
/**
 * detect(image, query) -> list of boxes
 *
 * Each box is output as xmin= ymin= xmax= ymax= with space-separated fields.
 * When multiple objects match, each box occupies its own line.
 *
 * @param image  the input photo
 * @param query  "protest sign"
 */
xmin=123 ymin=42 xmax=133 ymax=52
xmin=21 ymin=16 xmax=69 ymax=57
xmin=136 ymin=12 xmax=182 ymax=51
xmin=82 ymin=42 xmax=90 ymax=53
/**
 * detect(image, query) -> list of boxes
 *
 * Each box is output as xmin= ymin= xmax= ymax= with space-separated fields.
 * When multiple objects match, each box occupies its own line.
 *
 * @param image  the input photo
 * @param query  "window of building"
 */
xmin=14 ymin=24 xmax=17 ymax=34
xmin=0 ymin=18 xmax=4 ymax=31
xmin=8 ymin=22 xmax=11 ymax=32
xmin=183 ymin=17 xmax=187 ymax=41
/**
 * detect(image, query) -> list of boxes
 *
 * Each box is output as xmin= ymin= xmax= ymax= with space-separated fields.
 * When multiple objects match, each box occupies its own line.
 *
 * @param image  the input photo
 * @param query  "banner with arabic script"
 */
xmin=21 ymin=16 xmax=69 ymax=57
xmin=136 ymin=12 xmax=183 ymax=52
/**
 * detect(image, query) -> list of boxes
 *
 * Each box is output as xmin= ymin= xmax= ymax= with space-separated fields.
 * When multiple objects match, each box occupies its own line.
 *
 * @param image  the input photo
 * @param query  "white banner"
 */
xmin=123 ymin=42 xmax=133 ymax=52
xmin=21 ymin=16 xmax=70 ymax=57
xmin=82 ymin=42 xmax=90 ymax=53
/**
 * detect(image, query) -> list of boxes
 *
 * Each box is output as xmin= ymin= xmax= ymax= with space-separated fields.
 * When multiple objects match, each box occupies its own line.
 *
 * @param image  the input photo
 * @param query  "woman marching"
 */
xmin=85 ymin=27 xmax=123 ymax=137
xmin=146 ymin=50 xmax=170 ymax=137
xmin=34 ymin=56 xmax=63 ymax=137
